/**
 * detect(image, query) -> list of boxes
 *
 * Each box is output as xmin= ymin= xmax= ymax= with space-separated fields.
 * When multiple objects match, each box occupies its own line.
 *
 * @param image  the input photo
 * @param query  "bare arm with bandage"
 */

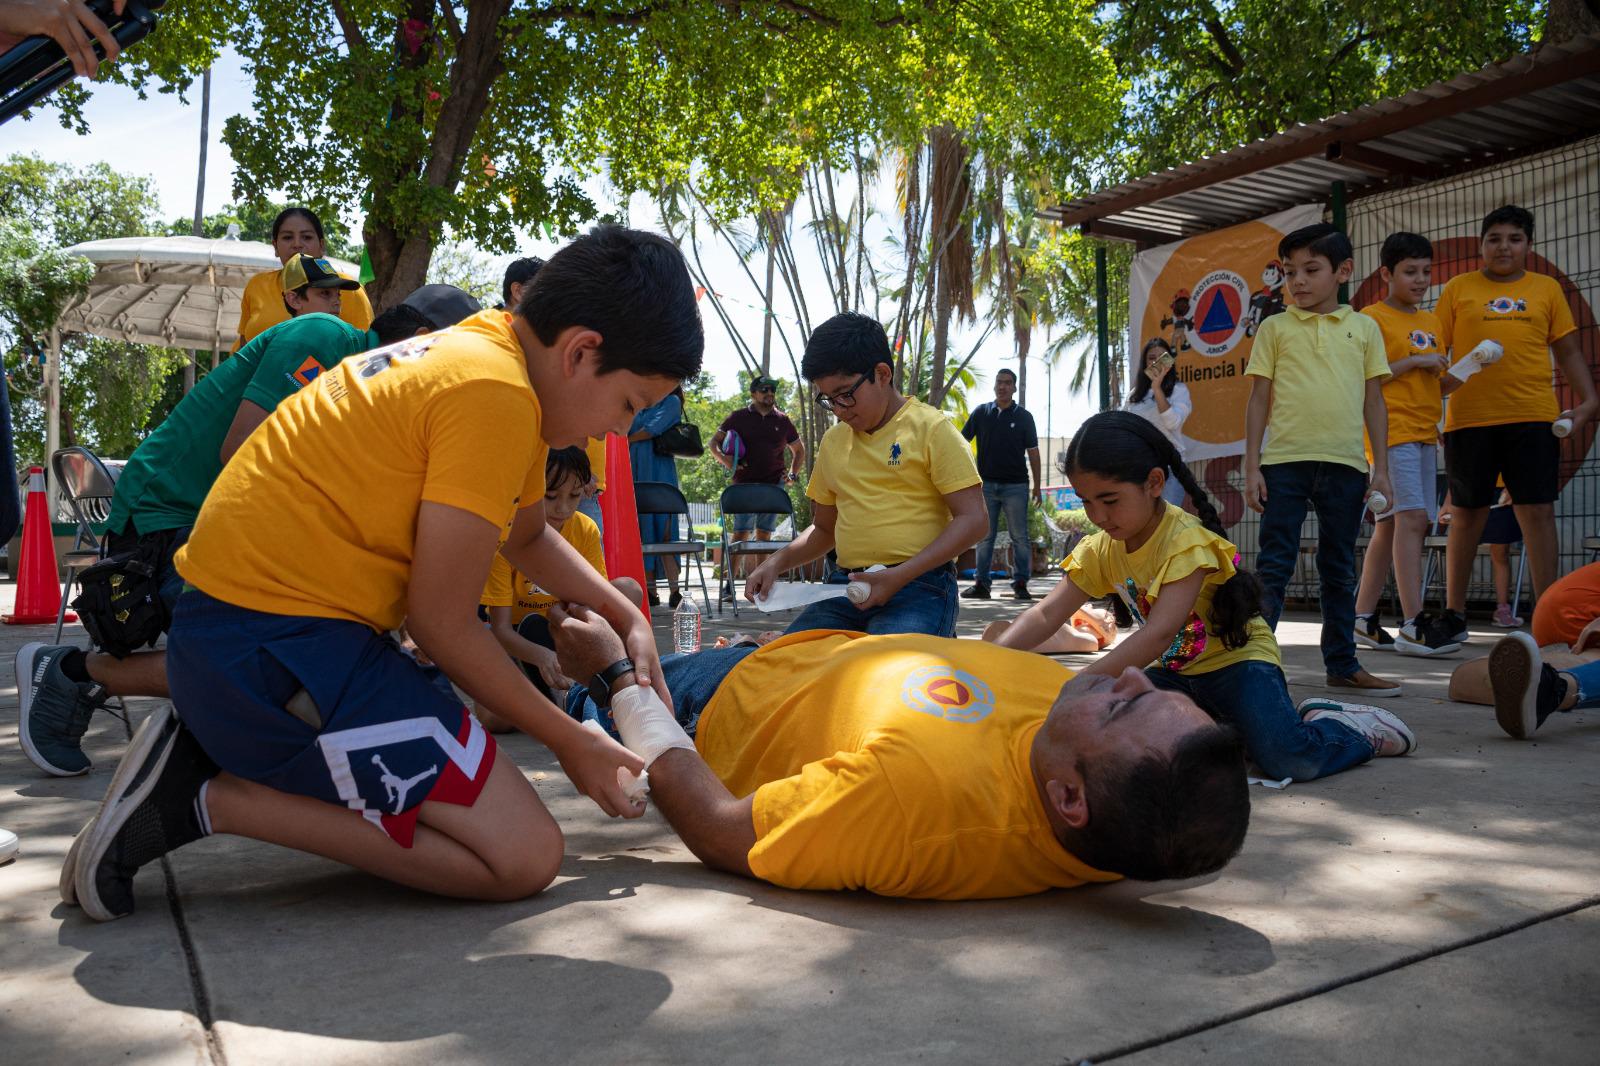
xmin=547 ymin=605 xmax=758 ymax=876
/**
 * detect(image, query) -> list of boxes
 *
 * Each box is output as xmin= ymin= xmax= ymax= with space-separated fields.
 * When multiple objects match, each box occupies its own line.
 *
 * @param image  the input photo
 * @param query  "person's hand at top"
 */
xmin=743 ymin=557 xmax=780 ymax=603
xmin=0 ymin=0 xmax=128 ymax=79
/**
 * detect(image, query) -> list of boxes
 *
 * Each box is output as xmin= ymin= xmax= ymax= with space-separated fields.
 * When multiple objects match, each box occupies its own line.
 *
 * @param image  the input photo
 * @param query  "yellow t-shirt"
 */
xmin=695 ymin=630 xmax=1121 ymax=900
xmin=178 ymin=310 xmax=548 ymax=631
xmin=1360 ymin=301 xmax=1445 ymax=454
xmin=480 ymin=511 xmax=606 ymax=623
xmin=234 ymin=268 xmax=375 ymax=349
xmin=585 ymin=436 xmax=608 ymax=492
xmin=1437 ymin=270 xmax=1577 ymax=431
xmin=806 ymin=398 xmax=981 ymax=569
xmin=1245 ymin=304 xmax=1391 ymax=471
xmin=1065 ymin=505 xmax=1279 ymax=675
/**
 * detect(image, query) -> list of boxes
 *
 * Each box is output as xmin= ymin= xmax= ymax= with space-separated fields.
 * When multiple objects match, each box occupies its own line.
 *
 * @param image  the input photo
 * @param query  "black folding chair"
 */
xmin=634 ymin=481 xmax=712 ymax=614
xmin=51 ymin=447 xmax=118 ymax=644
xmin=718 ymin=483 xmax=795 ymax=618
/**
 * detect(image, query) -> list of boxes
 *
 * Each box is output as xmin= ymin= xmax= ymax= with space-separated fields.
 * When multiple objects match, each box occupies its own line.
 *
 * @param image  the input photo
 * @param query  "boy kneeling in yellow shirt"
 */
xmin=65 ymin=226 xmax=703 ymax=922
xmin=475 ymin=445 xmax=640 ymax=732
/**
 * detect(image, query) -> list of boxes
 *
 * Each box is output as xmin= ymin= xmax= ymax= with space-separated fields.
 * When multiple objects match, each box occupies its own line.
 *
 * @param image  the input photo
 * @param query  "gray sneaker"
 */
xmin=16 ymin=643 xmax=109 ymax=777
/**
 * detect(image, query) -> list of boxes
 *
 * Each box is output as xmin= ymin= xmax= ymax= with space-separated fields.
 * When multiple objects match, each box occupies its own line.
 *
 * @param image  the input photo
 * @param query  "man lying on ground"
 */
xmin=554 ymin=606 xmax=1251 ymax=899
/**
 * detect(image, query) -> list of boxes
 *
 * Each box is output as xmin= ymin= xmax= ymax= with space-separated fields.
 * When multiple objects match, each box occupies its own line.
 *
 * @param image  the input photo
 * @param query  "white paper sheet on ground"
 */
xmin=751 ymin=581 xmax=852 ymax=612
xmin=1248 ymin=775 xmax=1292 ymax=789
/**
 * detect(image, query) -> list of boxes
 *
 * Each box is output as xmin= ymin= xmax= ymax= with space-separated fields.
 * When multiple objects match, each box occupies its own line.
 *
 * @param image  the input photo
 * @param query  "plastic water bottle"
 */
xmin=673 ymin=595 xmax=701 ymax=654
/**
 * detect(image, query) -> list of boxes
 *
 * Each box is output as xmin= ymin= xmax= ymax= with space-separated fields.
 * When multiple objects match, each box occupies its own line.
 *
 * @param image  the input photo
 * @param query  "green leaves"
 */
xmin=0 ymin=219 xmax=93 ymax=344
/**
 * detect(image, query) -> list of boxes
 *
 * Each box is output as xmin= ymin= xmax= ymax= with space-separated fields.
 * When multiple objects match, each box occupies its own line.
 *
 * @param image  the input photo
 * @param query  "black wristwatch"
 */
xmin=588 ymin=657 xmax=636 ymax=709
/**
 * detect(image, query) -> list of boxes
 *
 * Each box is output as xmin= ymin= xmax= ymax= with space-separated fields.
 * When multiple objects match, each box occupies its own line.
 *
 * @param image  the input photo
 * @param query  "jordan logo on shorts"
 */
xmin=372 ymin=754 xmax=438 ymax=814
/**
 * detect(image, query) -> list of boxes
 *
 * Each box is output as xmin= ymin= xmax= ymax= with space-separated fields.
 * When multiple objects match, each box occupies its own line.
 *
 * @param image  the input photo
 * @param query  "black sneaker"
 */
xmin=960 ymin=584 xmax=991 ymax=600
xmin=1354 ymin=614 xmax=1396 ymax=652
xmin=1011 ymin=584 xmax=1034 ymax=602
xmin=1440 ymin=608 xmax=1470 ymax=645
xmin=74 ymin=705 xmax=217 ymax=921
xmin=16 ymin=643 xmax=111 ymax=776
xmin=1489 ymin=631 xmax=1569 ymax=740
xmin=1393 ymin=612 xmax=1463 ymax=658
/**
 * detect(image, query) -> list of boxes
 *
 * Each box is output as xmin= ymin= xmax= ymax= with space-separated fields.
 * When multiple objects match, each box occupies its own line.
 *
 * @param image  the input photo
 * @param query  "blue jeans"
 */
xmin=567 ymin=643 xmax=760 ymax=736
xmin=1255 ymin=461 xmax=1367 ymax=678
xmin=1145 ymin=660 xmax=1374 ymax=781
xmin=784 ymin=566 xmax=959 ymax=637
xmin=1570 ymin=659 xmax=1600 ymax=708
xmin=577 ymin=495 xmax=604 ymax=537
xmin=973 ymin=481 xmax=1031 ymax=586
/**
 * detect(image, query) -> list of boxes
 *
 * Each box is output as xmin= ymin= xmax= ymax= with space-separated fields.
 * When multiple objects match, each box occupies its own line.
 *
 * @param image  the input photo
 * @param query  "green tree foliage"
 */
xmin=0 ymin=156 xmax=187 ymax=466
xmin=52 ymin=1 xmax=1120 ymax=311
xmin=1104 ymin=1 xmax=1544 ymax=172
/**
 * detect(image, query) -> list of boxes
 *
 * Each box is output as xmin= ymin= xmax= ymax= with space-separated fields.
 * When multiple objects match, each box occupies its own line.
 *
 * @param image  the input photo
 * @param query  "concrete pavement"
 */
xmin=1 ymin=577 xmax=1596 ymax=1064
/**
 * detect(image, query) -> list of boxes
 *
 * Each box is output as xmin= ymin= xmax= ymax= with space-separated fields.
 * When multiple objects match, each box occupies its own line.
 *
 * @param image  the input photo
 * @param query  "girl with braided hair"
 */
xmin=990 ymin=411 xmax=1415 ymax=782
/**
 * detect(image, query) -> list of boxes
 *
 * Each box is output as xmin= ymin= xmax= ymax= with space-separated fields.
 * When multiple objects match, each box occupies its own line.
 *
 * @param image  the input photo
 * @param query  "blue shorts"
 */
xmin=729 ymin=511 xmax=781 ymax=534
xmin=166 ymin=589 xmax=495 ymax=847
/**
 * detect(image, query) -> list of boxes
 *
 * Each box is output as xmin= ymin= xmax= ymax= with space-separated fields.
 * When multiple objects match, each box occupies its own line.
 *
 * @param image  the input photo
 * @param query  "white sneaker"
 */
xmin=1298 ymin=697 xmax=1417 ymax=756
xmin=0 ymin=827 xmax=17 ymax=865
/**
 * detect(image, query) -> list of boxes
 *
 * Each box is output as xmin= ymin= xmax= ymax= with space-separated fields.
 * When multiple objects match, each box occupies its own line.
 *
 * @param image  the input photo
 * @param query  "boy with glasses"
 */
xmin=744 ymin=313 xmax=987 ymax=636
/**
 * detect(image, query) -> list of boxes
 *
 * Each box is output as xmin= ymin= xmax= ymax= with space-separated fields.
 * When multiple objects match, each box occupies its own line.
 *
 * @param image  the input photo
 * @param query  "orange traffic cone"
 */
xmin=4 ymin=466 xmax=72 ymax=626
xmin=599 ymin=434 xmax=650 ymax=620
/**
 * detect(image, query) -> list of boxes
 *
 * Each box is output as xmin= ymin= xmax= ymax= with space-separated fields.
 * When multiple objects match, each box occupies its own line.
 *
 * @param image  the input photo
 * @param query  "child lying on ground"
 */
xmin=989 ymin=411 xmax=1416 ymax=782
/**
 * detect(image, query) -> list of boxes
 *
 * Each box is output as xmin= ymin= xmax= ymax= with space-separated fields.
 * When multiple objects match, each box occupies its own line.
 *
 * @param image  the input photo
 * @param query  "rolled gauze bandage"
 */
xmin=846 ymin=581 xmax=870 ymax=604
xmin=609 ymin=684 xmax=695 ymax=767
xmin=1367 ymin=491 xmax=1389 ymax=515
xmin=1447 ymin=339 xmax=1505 ymax=383
xmin=1554 ymin=418 xmax=1574 ymax=438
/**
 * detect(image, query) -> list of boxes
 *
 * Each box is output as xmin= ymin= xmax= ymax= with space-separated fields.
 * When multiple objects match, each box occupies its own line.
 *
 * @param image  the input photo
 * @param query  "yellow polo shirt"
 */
xmin=695 ymin=630 xmax=1120 ymax=900
xmin=585 ymin=436 xmax=608 ymax=492
xmin=480 ymin=511 xmax=606 ymax=623
xmin=1245 ymin=304 xmax=1390 ymax=471
xmin=178 ymin=310 xmax=547 ymax=632
xmin=234 ymin=268 xmax=374 ymax=349
xmin=1066 ymin=505 xmax=1279 ymax=675
xmin=1437 ymin=270 xmax=1577 ymax=431
xmin=807 ymin=398 xmax=981 ymax=569
xmin=1360 ymin=301 xmax=1445 ymax=454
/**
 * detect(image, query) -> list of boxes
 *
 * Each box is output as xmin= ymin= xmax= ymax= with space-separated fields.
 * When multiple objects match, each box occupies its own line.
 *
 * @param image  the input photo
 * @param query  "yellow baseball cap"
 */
xmin=281 ymin=253 xmax=360 ymax=293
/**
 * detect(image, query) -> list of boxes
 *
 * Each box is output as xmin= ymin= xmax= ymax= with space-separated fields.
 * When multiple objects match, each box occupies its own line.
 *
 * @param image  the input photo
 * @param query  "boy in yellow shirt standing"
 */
xmin=1244 ymin=223 xmax=1398 ymax=697
xmin=1353 ymin=232 xmax=1462 ymax=657
xmin=66 ymin=226 xmax=703 ymax=922
xmin=1436 ymin=205 xmax=1596 ymax=644
xmin=744 ymin=312 xmax=988 ymax=637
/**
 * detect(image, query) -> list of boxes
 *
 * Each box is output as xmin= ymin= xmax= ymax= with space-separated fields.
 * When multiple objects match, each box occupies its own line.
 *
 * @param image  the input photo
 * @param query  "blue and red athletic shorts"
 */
xmin=166 ymin=588 xmax=495 ymax=847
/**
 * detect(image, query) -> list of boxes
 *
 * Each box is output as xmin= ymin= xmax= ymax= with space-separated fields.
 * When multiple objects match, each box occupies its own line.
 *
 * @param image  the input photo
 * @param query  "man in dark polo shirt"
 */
xmin=960 ymin=368 xmax=1041 ymax=601
xmin=713 ymin=376 xmax=806 ymax=593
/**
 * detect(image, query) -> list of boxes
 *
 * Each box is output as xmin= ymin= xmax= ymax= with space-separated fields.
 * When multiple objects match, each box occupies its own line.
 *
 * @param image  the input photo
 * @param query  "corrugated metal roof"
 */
xmin=1044 ymin=35 xmax=1600 ymax=244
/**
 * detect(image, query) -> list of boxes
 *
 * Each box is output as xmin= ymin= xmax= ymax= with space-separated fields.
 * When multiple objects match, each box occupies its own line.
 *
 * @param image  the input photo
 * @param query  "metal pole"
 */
xmin=1045 ymin=357 xmax=1053 ymax=490
xmin=1331 ymin=179 xmax=1349 ymax=305
xmin=44 ymin=327 xmax=60 ymax=517
xmin=187 ymin=66 xmax=211 ymax=391
xmin=1094 ymin=243 xmax=1110 ymax=411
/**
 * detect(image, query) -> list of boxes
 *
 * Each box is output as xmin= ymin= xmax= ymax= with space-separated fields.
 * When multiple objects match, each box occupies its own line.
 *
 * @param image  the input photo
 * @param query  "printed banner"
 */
xmin=1127 ymin=204 xmax=1324 ymax=460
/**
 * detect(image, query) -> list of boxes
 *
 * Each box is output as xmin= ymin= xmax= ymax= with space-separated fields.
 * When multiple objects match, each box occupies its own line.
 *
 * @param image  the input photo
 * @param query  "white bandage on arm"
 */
xmin=609 ymin=684 xmax=696 ymax=767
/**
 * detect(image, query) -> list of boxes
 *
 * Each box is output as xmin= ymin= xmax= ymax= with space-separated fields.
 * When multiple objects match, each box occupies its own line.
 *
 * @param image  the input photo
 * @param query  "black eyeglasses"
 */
xmin=815 ymin=372 xmax=872 ymax=411
xmin=752 ymin=385 xmax=776 ymax=394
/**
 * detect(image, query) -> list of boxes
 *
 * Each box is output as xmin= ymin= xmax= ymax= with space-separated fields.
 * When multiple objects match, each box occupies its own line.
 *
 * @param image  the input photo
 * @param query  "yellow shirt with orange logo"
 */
xmin=694 ymin=631 xmax=1121 ymax=900
xmin=806 ymin=398 xmax=981 ymax=569
xmin=1437 ymin=270 xmax=1577 ymax=431
xmin=1066 ymin=505 xmax=1279 ymax=676
xmin=480 ymin=511 xmax=606 ymax=624
xmin=1360 ymin=301 xmax=1445 ymax=454
xmin=234 ymin=268 xmax=374 ymax=349
xmin=178 ymin=310 xmax=547 ymax=632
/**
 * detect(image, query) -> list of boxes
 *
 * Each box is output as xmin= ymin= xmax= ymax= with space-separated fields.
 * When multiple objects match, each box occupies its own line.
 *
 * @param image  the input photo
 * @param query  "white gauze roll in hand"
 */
xmin=1448 ymin=339 xmax=1504 ymax=383
xmin=608 ymin=684 xmax=695 ymax=767
xmin=580 ymin=719 xmax=653 ymax=804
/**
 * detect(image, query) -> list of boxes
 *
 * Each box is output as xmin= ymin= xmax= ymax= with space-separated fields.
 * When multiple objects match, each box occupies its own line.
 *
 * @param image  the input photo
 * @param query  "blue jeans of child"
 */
xmin=1568 ymin=659 xmax=1600 ymax=708
xmin=974 ymin=481 xmax=1032 ymax=587
xmin=1145 ymin=660 xmax=1374 ymax=781
xmin=1255 ymin=461 xmax=1368 ymax=678
xmin=784 ymin=565 xmax=959 ymax=637
xmin=568 ymin=643 xmax=760 ymax=736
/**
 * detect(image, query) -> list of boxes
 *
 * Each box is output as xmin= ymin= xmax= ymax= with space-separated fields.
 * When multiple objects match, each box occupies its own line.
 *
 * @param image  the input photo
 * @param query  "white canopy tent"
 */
xmin=43 ymin=235 xmax=359 ymax=505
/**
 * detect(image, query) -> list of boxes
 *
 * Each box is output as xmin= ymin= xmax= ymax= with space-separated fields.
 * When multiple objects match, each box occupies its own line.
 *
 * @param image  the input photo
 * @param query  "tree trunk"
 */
xmin=1544 ymin=0 xmax=1600 ymax=43
xmin=362 ymin=0 xmax=512 ymax=311
xmin=761 ymin=212 xmax=777 ymax=376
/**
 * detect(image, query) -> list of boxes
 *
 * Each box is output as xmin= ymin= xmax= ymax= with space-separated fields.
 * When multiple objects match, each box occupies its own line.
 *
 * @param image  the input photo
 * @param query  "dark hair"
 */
xmin=1278 ymin=222 xmax=1352 ymax=266
xmin=281 ymin=284 xmax=312 ymax=318
xmin=271 ymin=207 xmax=326 ymax=244
xmin=502 ymin=256 xmax=545 ymax=307
xmin=995 ymin=367 xmax=1017 ymax=384
xmin=370 ymin=303 xmax=434 ymax=345
xmin=1482 ymin=204 xmax=1534 ymax=239
xmin=1127 ymin=337 xmax=1177 ymax=406
xmin=1380 ymin=231 xmax=1433 ymax=272
xmin=1062 ymin=411 xmax=1265 ymax=650
xmin=1061 ymin=725 xmax=1250 ymax=881
xmin=517 ymin=225 xmax=703 ymax=381
xmin=801 ymin=311 xmax=893 ymax=382
xmin=545 ymin=445 xmax=592 ymax=490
